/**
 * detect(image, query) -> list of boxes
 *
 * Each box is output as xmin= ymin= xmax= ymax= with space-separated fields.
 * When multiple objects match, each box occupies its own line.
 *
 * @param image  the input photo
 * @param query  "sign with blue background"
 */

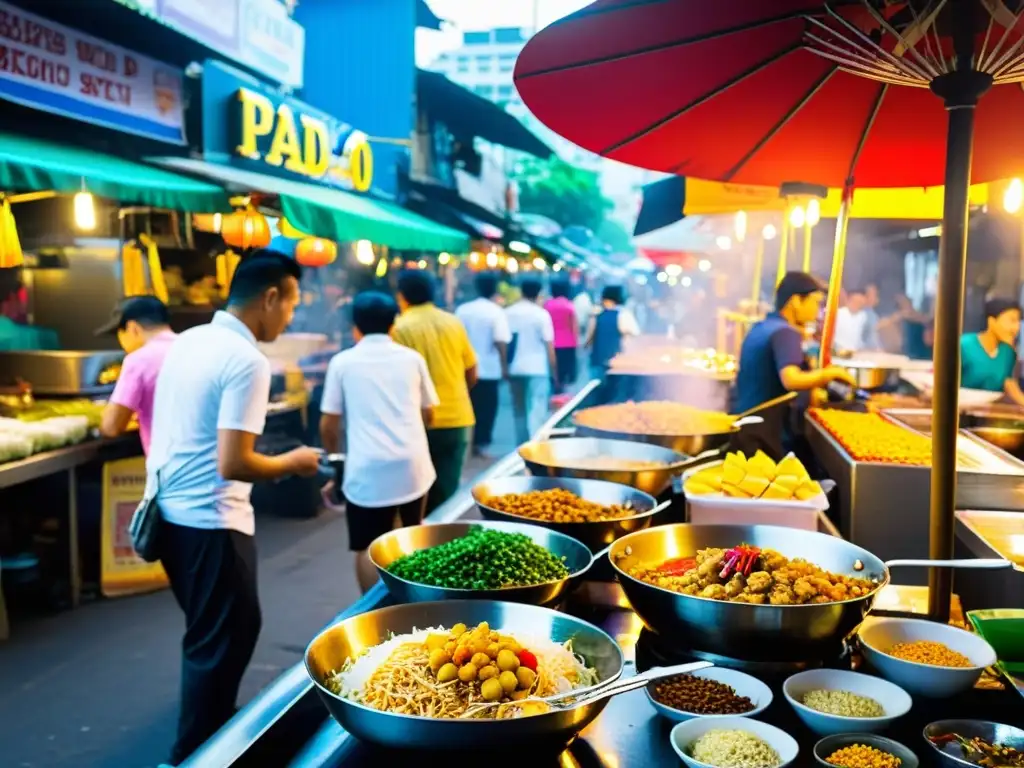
xmin=201 ymin=60 xmax=374 ymax=193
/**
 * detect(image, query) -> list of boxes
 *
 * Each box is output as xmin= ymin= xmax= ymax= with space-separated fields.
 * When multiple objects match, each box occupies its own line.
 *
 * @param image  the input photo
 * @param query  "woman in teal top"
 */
xmin=960 ymin=298 xmax=1024 ymax=406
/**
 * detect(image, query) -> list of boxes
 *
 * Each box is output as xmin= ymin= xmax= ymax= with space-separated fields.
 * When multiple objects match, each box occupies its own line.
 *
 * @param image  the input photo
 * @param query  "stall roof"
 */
xmin=0 ymin=133 xmax=231 ymax=212
xmin=151 ymin=157 xmax=470 ymax=253
xmin=416 ymin=70 xmax=553 ymax=159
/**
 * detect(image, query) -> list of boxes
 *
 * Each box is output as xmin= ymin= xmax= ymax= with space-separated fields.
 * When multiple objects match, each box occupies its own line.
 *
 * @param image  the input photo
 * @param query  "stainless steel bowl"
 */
xmin=473 ymin=476 xmax=660 ymax=553
xmin=608 ymin=524 xmax=888 ymax=661
xmin=305 ymin=600 xmax=624 ymax=751
xmin=923 ymin=719 xmax=1024 ymax=767
xmin=519 ymin=437 xmax=703 ymax=496
xmin=967 ymin=427 xmax=1024 ymax=459
xmin=369 ymin=521 xmax=594 ymax=606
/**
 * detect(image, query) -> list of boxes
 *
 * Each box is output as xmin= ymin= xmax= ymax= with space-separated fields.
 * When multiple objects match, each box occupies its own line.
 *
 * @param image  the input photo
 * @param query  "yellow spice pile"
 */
xmin=887 ymin=640 xmax=973 ymax=668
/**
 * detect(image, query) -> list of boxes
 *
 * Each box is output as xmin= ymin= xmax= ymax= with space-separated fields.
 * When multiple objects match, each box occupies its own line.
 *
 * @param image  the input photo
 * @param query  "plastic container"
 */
xmin=682 ymin=461 xmax=832 ymax=531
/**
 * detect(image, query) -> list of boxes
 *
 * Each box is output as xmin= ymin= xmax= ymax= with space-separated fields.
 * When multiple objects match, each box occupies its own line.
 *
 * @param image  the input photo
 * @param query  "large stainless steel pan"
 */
xmin=518 ymin=437 xmax=717 ymax=496
xmin=608 ymin=524 xmax=1012 ymax=661
xmin=573 ymin=413 xmax=762 ymax=454
xmin=368 ymin=521 xmax=594 ymax=606
xmin=473 ymin=476 xmax=662 ymax=553
xmin=305 ymin=600 xmax=624 ymax=751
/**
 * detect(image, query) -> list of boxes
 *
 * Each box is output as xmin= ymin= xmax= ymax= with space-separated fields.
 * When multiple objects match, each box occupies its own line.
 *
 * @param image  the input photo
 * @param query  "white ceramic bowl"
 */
xmin=671 ymin=716 xmax=799 ymax=768
xmin=646 ymin=667 xmax=773 ymax=722
xmin=858 ymin=617 xmax=997 ymax=698
xmin=782 ymin=668 xmax=912 ymax=735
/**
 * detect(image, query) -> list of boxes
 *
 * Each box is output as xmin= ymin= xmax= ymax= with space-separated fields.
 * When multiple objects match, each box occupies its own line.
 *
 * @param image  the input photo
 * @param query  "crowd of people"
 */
xmin=93 ymin=253 xmax=640 ymax=766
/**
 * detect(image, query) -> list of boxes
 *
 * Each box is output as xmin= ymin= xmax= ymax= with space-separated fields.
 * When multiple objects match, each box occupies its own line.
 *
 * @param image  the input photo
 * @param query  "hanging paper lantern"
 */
xmin=295 ymin=237 xmax=337 ymax=267
xmin=193 ymin=213 xmax=223 ymax=233
xmin=221 ymin=209 xmax=272 ymax=250
xmin=0 ymin=198 xmax=24 ymax=268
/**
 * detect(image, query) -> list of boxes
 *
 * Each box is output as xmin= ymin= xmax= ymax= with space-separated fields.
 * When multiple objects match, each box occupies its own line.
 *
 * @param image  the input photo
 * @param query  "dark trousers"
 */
xmin=426 ymin=426 xmax=471 ymax=512
xmin=470 ymin=379 xmax=500 ymax=447
xmin=554 ymin=346 xmax=578 ymax=393
xmin=159 ymin=520 xmax=262 ymax=765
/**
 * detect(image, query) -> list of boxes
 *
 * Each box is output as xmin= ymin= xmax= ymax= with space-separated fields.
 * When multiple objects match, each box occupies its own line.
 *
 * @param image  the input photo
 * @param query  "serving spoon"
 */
xmin=460 ymin=660 xmax=713 ymax=719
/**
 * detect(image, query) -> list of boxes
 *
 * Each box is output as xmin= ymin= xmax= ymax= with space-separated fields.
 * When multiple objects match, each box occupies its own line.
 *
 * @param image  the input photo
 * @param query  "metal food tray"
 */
xmin=806 ymin=409 xmax=1024 ymax=583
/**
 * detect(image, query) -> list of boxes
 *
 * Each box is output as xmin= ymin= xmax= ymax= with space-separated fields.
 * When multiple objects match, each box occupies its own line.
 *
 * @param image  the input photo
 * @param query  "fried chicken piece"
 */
xmin=724 ymin=574 xmax=746 ymax=598
xmin=745 ymin=571 xmax=772 ymax=594
xmin=700 ymin=583 xmax=727 ymax=600
xmin=793 ymin=577 xmax=818 ymax=602
xmin=696 ymin=550 xmax=726 ymax=579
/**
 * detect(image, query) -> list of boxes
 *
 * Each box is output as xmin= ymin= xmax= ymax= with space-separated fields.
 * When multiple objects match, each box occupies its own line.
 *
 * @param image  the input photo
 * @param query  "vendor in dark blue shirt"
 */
xmin=735 ymin=271 xmax=855 ymax=417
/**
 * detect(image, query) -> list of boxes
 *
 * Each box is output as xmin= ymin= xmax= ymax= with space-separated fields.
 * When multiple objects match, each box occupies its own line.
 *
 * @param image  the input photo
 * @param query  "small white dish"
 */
xmin=646 ymin=667 xmax=773 ymax=722
xmin=670 ymin=716 xmax=799 ymax=768
xmin=858 ymin=617 xmax=996 ymax=698
xmin=783 ymin=668 xmax=912 ymax=735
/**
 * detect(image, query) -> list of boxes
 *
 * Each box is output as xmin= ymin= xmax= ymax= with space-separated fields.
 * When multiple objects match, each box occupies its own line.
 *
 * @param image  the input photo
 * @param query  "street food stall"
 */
xmin=181 ymin=383 xmax=1024 ymax=768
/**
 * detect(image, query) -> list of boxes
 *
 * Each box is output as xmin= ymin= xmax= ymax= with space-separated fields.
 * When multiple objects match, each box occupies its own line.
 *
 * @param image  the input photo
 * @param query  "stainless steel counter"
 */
xmin=806 ymin=414 xmax=1024 ymax=583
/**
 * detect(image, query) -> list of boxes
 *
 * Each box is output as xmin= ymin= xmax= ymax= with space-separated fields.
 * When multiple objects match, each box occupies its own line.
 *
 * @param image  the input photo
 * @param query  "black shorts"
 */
xmin=345 ymin=495 xmax=427 ymax=551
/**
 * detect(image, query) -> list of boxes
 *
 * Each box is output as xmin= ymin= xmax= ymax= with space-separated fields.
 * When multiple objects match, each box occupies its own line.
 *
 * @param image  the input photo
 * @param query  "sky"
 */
xmin=415 ymin=0 xmax=592 ymax=65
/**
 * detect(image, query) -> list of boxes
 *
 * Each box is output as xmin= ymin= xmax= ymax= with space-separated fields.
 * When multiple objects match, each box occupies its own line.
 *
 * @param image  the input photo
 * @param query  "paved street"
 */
xmin=0 ymin=398 xmax=518 ymax=768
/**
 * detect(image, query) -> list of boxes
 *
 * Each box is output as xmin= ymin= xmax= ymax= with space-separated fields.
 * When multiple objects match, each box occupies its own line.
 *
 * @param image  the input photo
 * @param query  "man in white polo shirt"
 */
xmin=320 ymin=290 xmax=439 ymax=592
xmin=148 ymin=251 xmax=321 ymax=765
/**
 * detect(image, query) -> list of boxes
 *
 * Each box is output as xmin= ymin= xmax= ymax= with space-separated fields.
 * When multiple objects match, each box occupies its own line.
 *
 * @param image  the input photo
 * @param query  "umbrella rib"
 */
xmin=804 ymin=31 xmax=913 ymax=78
xmin=721 ymin=66 xmax=838 ymax=182
xmin=600 ymin=44 xmax=803 ymax=156
xmin=811 ymin=48 xmax=928 ymax=86
xmin=516 ymin=10 xmax=808 ymax=80
xmin=845 ymin=82 xmax=887 ymax=182
xmin=860 ymin=0 xmax=944 ymax=79
xmin=986 ymin=11 xmax=1024 ymax=75
xmin=818 ymin=4 xmax=933 ymax=82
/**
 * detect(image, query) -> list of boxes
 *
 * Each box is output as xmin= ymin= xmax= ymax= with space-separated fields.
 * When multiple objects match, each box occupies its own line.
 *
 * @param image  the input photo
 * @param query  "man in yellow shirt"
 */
xmin=393 ymin=270 xmax=478 ymax=511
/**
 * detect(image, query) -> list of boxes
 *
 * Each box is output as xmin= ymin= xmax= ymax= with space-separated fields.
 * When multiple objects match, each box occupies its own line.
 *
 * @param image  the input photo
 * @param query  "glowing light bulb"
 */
xmin=506 ymin=258 xmax=519 ymax=274
xmin=438 ymin=252 xmax=451 ymax=265
xmin=665 ymin=263 xmax=683 ymax=277
xmin=417 ymin=259 xmax=427 ymax=269
xmin=656 ymin=272 xmax=668 ymax=283
xmin=789 ymin=206 xmax=806 ymax=228
xmin=698 ymin=259 xmax=711 ymax=272
xmin=681 ymin=276 xmax=692 ymax=287
xmin=806 ymin=199 xmax=821 ymax=227
xmin=734 ymin=210 xmax=747 ymax=243
xmin=1005 ymin=178 xmax=1024 ymax=214
xmin=762 ymin=224 xmax=777 ymax=240
xmin=715 ymin=235 xmax=731 ymax=250
xmin=355 ymin=239 xmax=375 ymax=265
xmin=533 ymin=257 xmax=547 ymax=270
xmin=486 ymin=251 xmax=498 ymax=268
xmin=74 ymin=192 xmax=96 ymax=231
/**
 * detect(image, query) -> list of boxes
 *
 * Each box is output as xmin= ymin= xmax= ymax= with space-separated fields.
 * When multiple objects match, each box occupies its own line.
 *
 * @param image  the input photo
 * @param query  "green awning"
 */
xmin=152 ymin=157 xmax=470 ymax=253
xmin=0 ymin=132 xmax=231 ymax=212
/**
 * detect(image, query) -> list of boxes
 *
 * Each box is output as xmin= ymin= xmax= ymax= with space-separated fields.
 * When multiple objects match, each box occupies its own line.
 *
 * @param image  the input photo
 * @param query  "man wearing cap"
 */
xmin=99 ymin=296 xmax=176 ymax=454
xmin=734 ymin=272 xmax=856 ymax=458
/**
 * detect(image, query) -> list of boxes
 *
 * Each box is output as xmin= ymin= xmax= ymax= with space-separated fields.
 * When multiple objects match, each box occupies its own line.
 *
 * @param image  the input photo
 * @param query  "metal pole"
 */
xmin=775 ymin=218 xmax=790 ymax=286
xmin=926 ymin=0 xmax=990 ymax=622
xmin=802 ymin=224 xmax=813 ymax=272
xmin=751 ymin=236 xmax=765 ymax=305
xmin=819 ymin=183 xmax=853 ymax=369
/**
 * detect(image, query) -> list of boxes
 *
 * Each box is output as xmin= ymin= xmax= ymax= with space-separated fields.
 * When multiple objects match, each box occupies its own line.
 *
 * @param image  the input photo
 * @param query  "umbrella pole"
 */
xmin=818 ymin=183 xmax=853 ymax=369
xmin=927 ymin=0 xmax=991 ymax=622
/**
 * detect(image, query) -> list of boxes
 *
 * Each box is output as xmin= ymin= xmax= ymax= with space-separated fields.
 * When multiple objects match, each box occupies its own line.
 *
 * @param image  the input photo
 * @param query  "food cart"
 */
xmin=180 ymin=383 xmax=1024 ymax=767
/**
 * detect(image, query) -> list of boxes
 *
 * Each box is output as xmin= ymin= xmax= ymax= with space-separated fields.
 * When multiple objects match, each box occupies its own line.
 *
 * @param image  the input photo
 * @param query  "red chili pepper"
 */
xmin=517 ymin=649 xmax=538 ymax=672
xmin=657 ymin=557 xmax=697 ymax=575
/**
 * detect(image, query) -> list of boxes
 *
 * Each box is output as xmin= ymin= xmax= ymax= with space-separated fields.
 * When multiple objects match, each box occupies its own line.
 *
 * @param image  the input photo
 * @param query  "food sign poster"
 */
xmin=101 ymin=456 xmax=168 ymax=597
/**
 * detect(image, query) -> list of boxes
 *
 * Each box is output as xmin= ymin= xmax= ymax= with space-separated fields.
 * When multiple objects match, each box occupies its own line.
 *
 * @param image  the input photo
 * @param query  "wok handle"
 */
xmin=884 ymin=558 xmax=1012 ymax=570
xmin=677 ymin=448 xmax=722 ymax=472
xmin=651 ymin=499 xmax=672 ymax=515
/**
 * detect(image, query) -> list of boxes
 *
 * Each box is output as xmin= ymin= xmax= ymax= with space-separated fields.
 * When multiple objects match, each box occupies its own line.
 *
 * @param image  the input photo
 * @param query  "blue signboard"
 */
xmin=201 ymin=60 xmax=374 ymax=193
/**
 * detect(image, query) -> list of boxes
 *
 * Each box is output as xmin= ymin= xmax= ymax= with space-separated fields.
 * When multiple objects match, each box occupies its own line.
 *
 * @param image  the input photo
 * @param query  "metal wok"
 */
xmin=518 ymin=437 xmax=717 ymax=496
xmin=573 ymin=413 xmax=762 ymax=454
xmin=473 ymin=476 xmax=662 ymax=553
xmin=305 ymin=600 xmax=624 ymax=752
xmin=608 ymin=524 xmax=1011 ymax=661
xmin=368 ymin=520 xmax=594 ymax=606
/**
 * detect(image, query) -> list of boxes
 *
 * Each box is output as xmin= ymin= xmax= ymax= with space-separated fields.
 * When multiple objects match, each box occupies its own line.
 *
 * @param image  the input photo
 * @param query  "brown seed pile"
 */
xmin=886 ymin=640 xmax=973 ymax=668
xmin=825 ymin=743 xmax=901 ymax=768
xmin=481 ymin=488 xmax=631 ymax=523
xmin=651 ymin=674 xmax=755 ymax=715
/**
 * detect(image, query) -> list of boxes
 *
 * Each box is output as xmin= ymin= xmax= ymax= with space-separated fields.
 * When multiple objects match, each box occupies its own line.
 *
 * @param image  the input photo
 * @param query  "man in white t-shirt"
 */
xmin=320 ymin=291 xmax=439 ymax=592
xmin=455 ymin=272 xmax=511 ymax=457
xmin=506 ymin=276 xmax=556 ymax=444
xmin=148 ymin=251 xmax=320 ymax=766
xmin=834 ymin=287 xmax=869 ymax=353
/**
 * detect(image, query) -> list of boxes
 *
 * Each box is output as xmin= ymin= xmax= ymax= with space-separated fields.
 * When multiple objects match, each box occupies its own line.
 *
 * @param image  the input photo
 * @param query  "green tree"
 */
xmin=596 ymin=219 xmax=636 ymax=256
xmin=513 ymin=157 xmax=612 ymax=233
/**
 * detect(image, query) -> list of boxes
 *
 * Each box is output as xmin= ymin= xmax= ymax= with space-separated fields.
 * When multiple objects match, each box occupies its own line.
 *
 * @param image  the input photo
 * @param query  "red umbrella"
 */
xmin=515 ymin=0 xmax=1024 ymax=620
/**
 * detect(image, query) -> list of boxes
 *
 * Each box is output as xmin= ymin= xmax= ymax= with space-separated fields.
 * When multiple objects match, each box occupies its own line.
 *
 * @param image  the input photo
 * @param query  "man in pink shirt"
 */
xmin=98 ymin=296 xmax=176 ymax=454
